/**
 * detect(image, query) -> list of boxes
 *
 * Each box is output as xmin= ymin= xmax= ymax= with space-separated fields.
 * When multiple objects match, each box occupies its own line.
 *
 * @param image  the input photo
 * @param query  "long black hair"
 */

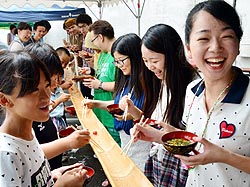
xmin=111 ymin=33 xmax=147 ymax=99
xmin=141 ymin=24 xmax=198 ymax=128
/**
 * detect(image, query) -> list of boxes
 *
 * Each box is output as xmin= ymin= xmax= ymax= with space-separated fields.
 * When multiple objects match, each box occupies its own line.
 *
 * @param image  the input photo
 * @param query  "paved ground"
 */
xmin=63 ymin=144 xmax=111 ymax=187
xmin=65 ymin=113 xmax=112 ymax=187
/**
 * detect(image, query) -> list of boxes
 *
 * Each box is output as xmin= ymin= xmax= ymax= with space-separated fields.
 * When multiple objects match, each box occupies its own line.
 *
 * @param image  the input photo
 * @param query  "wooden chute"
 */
xmin=68 ymin=82 xmax=153 ymax=187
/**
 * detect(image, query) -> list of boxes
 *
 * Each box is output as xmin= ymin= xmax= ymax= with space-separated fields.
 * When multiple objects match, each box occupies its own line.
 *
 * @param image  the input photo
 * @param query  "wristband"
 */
xmin=98 ymin=81 xmax=103 ymax=90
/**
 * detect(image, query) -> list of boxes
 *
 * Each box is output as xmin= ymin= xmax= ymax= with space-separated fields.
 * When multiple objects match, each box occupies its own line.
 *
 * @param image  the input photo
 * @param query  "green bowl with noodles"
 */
xmin=162 ymin=131 xmax=198 ymax=155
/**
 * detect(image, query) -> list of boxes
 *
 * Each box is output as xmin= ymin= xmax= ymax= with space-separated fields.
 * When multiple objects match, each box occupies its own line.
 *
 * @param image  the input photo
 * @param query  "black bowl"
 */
xmin=161 ymin=131 xmax=198 ymax=155
xmin=107 ymin=104 xmax=123 ymax=116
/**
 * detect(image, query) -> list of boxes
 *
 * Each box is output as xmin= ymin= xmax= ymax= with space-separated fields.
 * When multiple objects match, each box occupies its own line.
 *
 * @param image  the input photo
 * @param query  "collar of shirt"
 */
xmin=191 ymin=66 xmax=249 ymax=104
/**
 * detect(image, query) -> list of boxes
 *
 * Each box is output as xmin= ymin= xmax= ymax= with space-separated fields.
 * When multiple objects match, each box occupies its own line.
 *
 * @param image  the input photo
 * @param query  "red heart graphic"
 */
xmin=219 ymin=121 xmax=236 ymax=139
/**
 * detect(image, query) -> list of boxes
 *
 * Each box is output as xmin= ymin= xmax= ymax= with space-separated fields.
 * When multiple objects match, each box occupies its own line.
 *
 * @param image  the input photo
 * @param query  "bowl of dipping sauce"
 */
xmin=162 ymin=131 xmax=198 ymax=155
xmin=107 ymin=104 xmax=123 ymax=116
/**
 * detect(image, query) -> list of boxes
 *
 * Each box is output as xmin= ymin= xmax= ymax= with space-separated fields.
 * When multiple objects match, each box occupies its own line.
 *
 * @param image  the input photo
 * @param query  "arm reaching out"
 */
xmin=41 ymin=129 xmax=90 ymax=159
xmin=174 ymin=137 xmax=250 ymax=174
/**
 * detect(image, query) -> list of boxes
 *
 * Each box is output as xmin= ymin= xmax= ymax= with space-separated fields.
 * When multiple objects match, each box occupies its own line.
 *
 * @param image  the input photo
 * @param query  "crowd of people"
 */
xmin=0 ymin=1 xmax=249 ymax=186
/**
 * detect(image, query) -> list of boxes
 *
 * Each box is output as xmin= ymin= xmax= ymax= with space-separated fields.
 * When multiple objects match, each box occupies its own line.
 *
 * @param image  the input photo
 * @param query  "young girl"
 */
xmin=119 ymin=24 xmax=198 ymax=186
xmin=176 ymin=1 xmax=250 ymax=186
xmin=0 ymin=51 xmax=87 ymax=186
xmin=25 ymin=42 xmax=71 ymax=170
xmin=132 ymin=1 xmax=250 ymax=186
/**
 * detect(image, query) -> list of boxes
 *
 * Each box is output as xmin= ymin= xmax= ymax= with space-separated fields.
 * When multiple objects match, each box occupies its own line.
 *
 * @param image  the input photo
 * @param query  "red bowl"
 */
xmin=59 ymin=126 xmax=75 ymax=137
xmin=83 ymin=166 xmax=95 ymax=178
xmin=66 ymin=105 xmax=76 ymax=115
xmin=62 ymin=165 xmax=95 ymax=178
xmin=107 ymin=104 xmax=123 ymax=116
xmin=161 ymin=131 xmax=198 ymax=155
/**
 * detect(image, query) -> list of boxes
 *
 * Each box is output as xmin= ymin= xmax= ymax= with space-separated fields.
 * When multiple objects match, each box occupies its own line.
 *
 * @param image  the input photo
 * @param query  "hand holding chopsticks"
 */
xmin=120 ymin=115 xmax=149 ymax=155
xmin=70 ymin=125 xmax=104 ymax=152
xmin=122 ymin=93 xmax=131 ymax=121
xmin=82 ymin=96 xmax=88 ymax=119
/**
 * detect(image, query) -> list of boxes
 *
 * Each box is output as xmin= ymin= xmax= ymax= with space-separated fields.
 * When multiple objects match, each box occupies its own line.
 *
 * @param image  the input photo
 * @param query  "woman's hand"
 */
xmin=157 ymin=121 xmax=180 ymax=132
xmin=82 ymin=98 xmax=95 ymax=109
xmin=114 ymin=113 xmax=133 ymax=121
xmin=82 ymin=78 xmax=100 ymax=89
xmin=119 ymin=95 xmax=134 ymax=112
xmin=130 ymin=123 xmax=165 ymax=143
xmin=174 ymin=137 xmax=227 ymax=167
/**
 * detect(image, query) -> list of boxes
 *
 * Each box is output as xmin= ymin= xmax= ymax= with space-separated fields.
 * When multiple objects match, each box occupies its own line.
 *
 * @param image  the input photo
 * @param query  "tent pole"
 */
xmin=97 ymin=0 xmax=102 ymax=19
xmin=138 ymin=0 xmax=140 ymax=36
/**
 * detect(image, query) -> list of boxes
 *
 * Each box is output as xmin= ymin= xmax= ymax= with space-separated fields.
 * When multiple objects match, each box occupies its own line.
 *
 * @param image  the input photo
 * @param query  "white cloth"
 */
xmin=150 ymin=83 xmax=168 ymax=158
xmin=0 ymin=133 xmax=54 ymax=187
xmin=120 ymin=130 xmax=151 ymax=171
xmin=183 ymin=74 xmax=250 ymax=187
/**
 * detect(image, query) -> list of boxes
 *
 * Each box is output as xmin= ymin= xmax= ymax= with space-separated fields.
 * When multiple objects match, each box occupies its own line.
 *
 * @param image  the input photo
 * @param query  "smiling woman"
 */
xmin=118 ymin=24 xmax=198 ymax=187
xmin=9 ymin=22 xmax=32 ymax=51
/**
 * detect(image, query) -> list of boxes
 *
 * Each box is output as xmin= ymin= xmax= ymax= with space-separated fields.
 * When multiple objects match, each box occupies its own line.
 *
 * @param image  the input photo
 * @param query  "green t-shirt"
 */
xmin=94 ymin=52 xmax=120 ymax=144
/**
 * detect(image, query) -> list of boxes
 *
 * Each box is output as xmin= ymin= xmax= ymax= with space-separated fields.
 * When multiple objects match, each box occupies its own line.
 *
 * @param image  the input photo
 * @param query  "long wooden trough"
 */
xmin=68 ymin=83 xmax=153 ymax=187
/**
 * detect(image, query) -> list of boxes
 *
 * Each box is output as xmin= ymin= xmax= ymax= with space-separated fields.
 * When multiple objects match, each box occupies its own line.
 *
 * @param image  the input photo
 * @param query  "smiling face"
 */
xmin=18 ymin=29 xmax=32 ymax=43
xmin=186 ymin=11 xmax=239 ymax=82
xmin=113 ymin=51 xmax=131 ymax=75
xmin=5 ymin=70 xmax=51 ymax=123
xmin=34 ymin=26 xmax=46 ymax=41
xmin=141 ymin=44 xmax=165 ymax=80
xmin=68 ymin=24 xmax=79 ymax=36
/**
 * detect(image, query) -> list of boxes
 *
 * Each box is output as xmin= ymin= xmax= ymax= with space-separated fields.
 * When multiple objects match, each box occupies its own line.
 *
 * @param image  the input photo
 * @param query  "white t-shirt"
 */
xmin=0 ymin=133 xmax=54 ymax=187
xmin=151 ymin=83 xmax=168 ymax=122
xmin=183 ymin=68 xmax=250 ymax=187
xmin=9 ymin=36 xmax=24 ymax=51
xmin=150 ymin=83 xmax=168 ymax=157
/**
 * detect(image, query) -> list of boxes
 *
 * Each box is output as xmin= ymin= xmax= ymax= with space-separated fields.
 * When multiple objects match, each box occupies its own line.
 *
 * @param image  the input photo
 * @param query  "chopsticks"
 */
xmin=122 ymin=93 xmax=131 ymax=121
xmin=82 ymin=96 xmax=88 ymax=119
xmin=71 ymin=125 xmax=104 ymax=152
xmin=89 ymin=138 xmax=104 ymax=152
xmin=120 ymin=115 xmax=149 ymax=155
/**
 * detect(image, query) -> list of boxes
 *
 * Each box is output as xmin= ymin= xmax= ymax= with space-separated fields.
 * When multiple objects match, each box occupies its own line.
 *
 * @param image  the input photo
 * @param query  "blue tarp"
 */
xmin=0 ymin=4 xmax=85 ymax=22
